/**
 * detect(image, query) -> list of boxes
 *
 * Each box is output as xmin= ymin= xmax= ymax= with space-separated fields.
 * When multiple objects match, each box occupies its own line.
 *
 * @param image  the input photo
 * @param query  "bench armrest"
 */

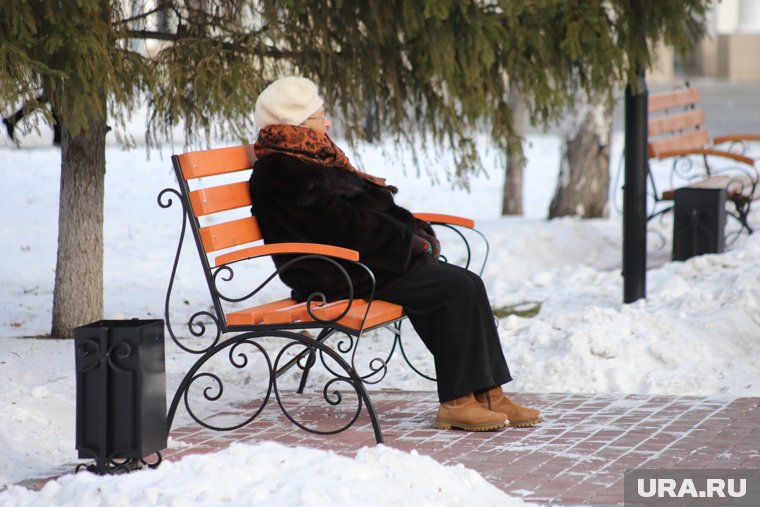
xmin=413 ymin=212 xmax=475 ymax=229
xmin=214 ymin=242 xmax=359 ymax=267
xmin=713 ymin=134 xmax=760 ymax=146
xmin=413 ymin=212 xmax=488 ymax=275
xmin=655 ymin=147 xmax=755 ymax=167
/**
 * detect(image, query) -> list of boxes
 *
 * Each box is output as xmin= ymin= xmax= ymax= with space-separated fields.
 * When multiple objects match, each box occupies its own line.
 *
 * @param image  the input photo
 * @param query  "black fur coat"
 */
xmin=249 ymin=153 xmax=435 ymax=301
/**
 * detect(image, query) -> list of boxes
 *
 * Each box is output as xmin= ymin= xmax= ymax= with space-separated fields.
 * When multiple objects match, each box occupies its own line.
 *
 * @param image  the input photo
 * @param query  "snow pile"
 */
xmin=0 ymin=443 xmax=525 ymax=507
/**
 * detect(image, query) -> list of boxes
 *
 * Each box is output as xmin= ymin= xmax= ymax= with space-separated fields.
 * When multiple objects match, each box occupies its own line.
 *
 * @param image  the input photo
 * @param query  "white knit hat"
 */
xmin=254 ymin=76 xmax=324 ymax=130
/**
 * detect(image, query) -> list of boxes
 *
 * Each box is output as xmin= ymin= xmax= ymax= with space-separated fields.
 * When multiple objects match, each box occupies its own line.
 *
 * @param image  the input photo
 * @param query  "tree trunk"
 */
xmin=549 ymin=96 xmax=612 ymax=219
xmin=51 ymin=114 xmax=107 ymax=337
xmin=502 ymin=80 xmax=526 ymax=215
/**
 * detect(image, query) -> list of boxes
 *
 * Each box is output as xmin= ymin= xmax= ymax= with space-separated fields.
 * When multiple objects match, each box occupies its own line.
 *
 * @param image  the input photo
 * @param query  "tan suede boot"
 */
xmin=475 ymin=387 xmax=544 ymax=427
xmin=436 ymin=393 xmax=507 ymax=431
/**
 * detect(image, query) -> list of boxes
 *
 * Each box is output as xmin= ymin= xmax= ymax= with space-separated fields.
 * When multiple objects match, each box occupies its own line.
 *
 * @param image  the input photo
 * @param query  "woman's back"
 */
xmin=250 ymin=152 xmax=429 ymax=300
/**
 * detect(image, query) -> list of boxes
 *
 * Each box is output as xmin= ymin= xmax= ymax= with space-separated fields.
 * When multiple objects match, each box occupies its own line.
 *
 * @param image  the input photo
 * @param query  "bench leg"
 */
xmin=272 ymin=328 xmax=335 ymax=389
xmin=167 ymin=329 xmax=384 ymax=444
xmin=295 ymin=328 xmax=335 ymax=393
xmin=729 ymin=197 xmax=754 ymax=235
xmin=297 ymin=346 xmax=317 ymax=394
xmin=391 ymin=320 xmax=437 ymax=382
xmin=649 ymin=206 xmax=674 ymax=222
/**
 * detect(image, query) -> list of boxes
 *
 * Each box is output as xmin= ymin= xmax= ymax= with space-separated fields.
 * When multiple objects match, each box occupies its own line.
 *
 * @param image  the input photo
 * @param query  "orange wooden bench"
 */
xmin=647 ymin=85 xmax=759 ymax=234
xmin=159 ymin=144 xmax=487 ymax=444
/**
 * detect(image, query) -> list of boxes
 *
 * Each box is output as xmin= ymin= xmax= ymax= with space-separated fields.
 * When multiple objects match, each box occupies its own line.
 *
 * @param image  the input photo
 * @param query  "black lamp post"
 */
xmin=623 ymin=5 xmax=648 ymax=304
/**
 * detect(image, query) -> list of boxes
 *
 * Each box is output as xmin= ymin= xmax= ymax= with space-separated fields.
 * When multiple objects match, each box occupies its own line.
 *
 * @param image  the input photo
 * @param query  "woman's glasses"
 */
xmin=305 ymin=110 xmax=325 ymax=122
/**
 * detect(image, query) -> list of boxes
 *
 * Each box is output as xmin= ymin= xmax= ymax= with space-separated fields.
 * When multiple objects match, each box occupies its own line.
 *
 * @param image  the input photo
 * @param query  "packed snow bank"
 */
xmin=0 ymin=442 xmax=528 ymax=507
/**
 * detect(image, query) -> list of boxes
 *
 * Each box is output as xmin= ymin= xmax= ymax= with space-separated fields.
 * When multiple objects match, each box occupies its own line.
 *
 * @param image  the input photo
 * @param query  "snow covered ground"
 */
xmin=1 ymin=119 xmax=759 ymax=505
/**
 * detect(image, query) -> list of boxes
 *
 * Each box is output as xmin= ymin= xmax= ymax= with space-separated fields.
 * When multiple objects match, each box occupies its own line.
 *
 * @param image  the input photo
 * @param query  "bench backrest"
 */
xmin=172 ymin=145 xmax=262 ymax=268
xmin=647 ymin=87 xmax=709 ymax=158
xmin=170 ymin=145 xmax=404 ymax=334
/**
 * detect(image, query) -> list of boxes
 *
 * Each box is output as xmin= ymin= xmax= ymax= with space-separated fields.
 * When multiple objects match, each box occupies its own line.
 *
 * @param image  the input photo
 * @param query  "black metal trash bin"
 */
xmin=75 ymin=319 xmax=167 ymax=474
xmin=672 ymin=187 xmax=727 ymax=261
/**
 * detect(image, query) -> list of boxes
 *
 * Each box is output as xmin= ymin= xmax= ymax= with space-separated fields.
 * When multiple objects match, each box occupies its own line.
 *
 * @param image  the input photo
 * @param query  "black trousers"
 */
xmin=375 ymin=262 xmax=512 ymax=402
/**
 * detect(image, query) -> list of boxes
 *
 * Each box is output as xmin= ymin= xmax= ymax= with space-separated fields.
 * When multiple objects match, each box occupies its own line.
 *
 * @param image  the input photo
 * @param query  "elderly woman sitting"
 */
xmin=248 ymin=76 xmax=542 ymax=431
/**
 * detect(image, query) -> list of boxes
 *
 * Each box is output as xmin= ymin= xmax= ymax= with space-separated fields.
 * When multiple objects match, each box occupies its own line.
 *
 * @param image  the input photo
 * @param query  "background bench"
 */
xmin=647 ymin=85 xmax=760 ymax=239
xmin=158 ymin=144 xmax=488 ymax=444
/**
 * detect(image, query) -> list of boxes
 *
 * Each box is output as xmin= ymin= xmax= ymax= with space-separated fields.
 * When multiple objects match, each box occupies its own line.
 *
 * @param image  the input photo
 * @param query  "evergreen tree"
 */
xmin=0 ymin=0 xmax=709 ymax=337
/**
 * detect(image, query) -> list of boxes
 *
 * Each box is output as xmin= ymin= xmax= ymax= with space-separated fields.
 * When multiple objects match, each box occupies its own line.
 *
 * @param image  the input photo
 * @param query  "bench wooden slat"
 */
xmin=261 ymin=300 xmax=355 ymax=325
xmin=176 ymin=144 xmax=256 ymax=180
xmin=263 ymin=299 xmax=362 ymax=324
xmin=648 ymin=109 xmax=705 ymax=137
xmin=648 ymin=88 xmax=700 ymax=113
xmin=189 ymin=181 xmax=252 ymax=217
xmin=413 ymin=212 xmax=475 ymax=229
xmin=199 ymin=216 xmax=262 ymax=253
xmin=258 ymin=298 xmax=403 ymax=329
xmin=228 ymin=297 xmax=403 ymax=331
xmin=336 ymin=300 xmax=404 ymax=329
xmin=226 ymin=298 xmax=298 ymax=326
xmin=262 ymin=302 xmax=320 ymax=324
xmin=263 ymin=299 xmax=403 ymax=330
xmin=648 ymin=129 xmax=710 ymax=158
xmin=661 ymin=174 xmax=759 ymax=201
xmin=307 ymin=300 xmax=357 ymax=322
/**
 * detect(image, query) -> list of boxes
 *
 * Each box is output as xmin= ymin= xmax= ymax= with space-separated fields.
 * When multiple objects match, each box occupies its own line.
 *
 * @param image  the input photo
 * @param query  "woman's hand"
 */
xmin=428 ymin=235 xmax=441 ymax=260
xmin=412 ymin=233 xmax=441 ymax=261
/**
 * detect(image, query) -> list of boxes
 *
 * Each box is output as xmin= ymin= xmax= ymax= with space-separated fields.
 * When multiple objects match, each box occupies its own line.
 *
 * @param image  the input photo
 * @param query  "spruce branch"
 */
xmin=115 ymin=6 xmax=166 ymax=26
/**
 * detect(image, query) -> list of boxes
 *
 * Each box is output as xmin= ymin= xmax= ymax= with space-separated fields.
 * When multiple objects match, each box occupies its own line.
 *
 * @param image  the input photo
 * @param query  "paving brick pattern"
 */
xmin=163 ymin=391 xmax=760 ymax=505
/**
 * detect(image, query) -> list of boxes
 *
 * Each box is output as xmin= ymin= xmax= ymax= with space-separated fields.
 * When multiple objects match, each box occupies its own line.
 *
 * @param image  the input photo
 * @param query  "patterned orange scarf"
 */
xmin=254 ymin=125 xmax=397 ymax=193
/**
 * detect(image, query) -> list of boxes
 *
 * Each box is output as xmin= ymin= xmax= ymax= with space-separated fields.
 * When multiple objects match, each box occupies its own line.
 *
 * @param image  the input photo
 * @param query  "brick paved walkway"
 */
xmin=163 ymin=391 xmax=760 ymax=505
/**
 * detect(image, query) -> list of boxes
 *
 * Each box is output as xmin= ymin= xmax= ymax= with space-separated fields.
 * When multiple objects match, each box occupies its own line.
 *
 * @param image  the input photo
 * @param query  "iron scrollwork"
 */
xmin=273 ymin=340 xmax=365 ymax=435
xmin=429 ymin=222 xmax=490 ymax=276
xmin=178 ymin=337 xmax=272 ymax=432
xmin=211 ymin=254 xmax=359 ymax=326
xmin=166 ymin=330 xmax=383 ymax=443
xmin=75 ymin=453 xmax=162 ymax=475
xmin=389 ymin=320 xmax=437 ymax=382
xmin=159 ymin=187 xmax=222 ymax=354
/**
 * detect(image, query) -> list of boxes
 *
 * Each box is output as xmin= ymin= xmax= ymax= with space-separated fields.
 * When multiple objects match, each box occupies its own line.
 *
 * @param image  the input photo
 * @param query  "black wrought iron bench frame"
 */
xmin=158 ymin=144 xmax=489 ymax=444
